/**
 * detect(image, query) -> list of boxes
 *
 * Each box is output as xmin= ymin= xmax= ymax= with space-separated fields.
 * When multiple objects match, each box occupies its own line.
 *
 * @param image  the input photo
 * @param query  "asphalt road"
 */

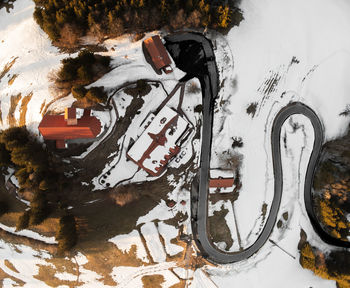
xmin=192 ymin=101 xmax=329 ymax=264
xmin=166 ymin=32 xmax=350 ymax=264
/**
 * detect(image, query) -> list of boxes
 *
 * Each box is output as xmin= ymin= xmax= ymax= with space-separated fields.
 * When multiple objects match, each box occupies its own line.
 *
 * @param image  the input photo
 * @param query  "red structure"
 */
xmin=143 ymin=35 xmax=173 ymax=74
xmin=39 ymin=108 xmax=101 ymax=149
xmin=209 ymin=178 xmax=235 ymax=189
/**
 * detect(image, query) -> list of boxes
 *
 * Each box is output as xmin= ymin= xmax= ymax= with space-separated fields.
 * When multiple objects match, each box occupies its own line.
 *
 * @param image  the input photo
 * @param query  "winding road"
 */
xmin=165 ymin=32 xmax=350 ymax=264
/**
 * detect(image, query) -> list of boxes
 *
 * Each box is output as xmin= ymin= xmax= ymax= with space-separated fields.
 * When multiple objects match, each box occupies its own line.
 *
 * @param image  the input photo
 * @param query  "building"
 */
xmin=209 ymin=169 xmax=235 ymax=193
xmin=38 ymin=108 xmax=101 ymax=149
xmin=142 ymin=35 xmax=173 ymax=74
xmin=127 ymin=106 xmax=191 ymax=176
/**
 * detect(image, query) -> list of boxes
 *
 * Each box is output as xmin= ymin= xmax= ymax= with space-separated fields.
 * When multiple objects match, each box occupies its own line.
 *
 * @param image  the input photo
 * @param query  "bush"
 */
xmin=124 ymin=80 xmax=151 ymax=97
xmin=57 ymin=50 xmax=110 ymax=83
xmin=194 ymin=104 xmax=203 ymax=113
xmin=16 ymin=210 xmax=30 ymax=231
xmin=56 ymin=214 xmax=77 ymax=253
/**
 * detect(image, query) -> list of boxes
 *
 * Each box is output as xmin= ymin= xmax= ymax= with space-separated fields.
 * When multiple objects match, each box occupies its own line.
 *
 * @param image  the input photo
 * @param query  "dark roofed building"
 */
xmin=143 ymin=35 xmax=173 ymax=75
xmin=39 ymin=108 xmax=101 ymax=149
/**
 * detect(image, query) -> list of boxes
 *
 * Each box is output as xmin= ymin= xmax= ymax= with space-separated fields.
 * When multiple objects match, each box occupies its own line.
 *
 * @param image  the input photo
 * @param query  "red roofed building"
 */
xmin=39 ymin=108 xmax=101 ymax=149
xmin=142 ymin=35 xmax=173 ymax=75
xmin=209 ymin=178 xmax=235 ymax=189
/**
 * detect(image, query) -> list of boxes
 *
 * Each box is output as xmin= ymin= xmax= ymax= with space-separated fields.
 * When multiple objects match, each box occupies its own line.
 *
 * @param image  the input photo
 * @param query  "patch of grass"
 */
xmin=19 ymin=91 xmax=33 ymax=126
xmin=142 ymin=274 xmax=165 ymax=288
xmin=208 ymin=205 xmax=233 ymax=250
xmin=7 ymin=93 xmax=21 ymax=126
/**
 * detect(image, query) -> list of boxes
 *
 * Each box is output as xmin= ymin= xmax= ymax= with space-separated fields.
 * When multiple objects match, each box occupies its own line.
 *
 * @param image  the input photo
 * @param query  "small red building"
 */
xmin=39 ymin=108 xmax=101 ymax=149
xmin=143 ymin=35 xmax=173 ymax=74
xmin=209 ymin=178 xmax=235 ymax=189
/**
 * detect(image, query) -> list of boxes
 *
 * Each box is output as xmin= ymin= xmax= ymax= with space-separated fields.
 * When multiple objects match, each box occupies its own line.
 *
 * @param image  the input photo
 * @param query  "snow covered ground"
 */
xmin=1 ymin=0 xmax=350 ymax=286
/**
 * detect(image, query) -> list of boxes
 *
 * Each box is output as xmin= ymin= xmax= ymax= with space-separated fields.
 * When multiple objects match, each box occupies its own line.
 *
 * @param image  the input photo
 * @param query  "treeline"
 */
xmin=313 ymin=127 xmax=350 ymax=241
xmin=299 ymin=231 xmax=350 ymax=288
xmin=57 ymin=50 xmax=110 ymax=103
xmin=0 ymin=127 xmax=61 ymax=229
xmin=33 ymin=0 xmax=242 ymax=46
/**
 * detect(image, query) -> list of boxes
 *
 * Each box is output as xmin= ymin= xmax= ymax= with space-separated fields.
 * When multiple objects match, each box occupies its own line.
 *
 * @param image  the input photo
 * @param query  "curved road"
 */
xmin=192 ymin=102 xmax=328 ymax=264
xmin=165 ymin=32 xmax=350 ymax=264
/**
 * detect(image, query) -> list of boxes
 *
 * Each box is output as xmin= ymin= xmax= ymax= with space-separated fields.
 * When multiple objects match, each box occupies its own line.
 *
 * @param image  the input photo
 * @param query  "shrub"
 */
xmin=232 ymin=137 xmax=243 ymax=149
xmin=71 ymin=85 xmax=87 ymax=99
xmin=30 ymin=190 xmax=49 ymax=225
xmin=86 ymin=87 xmax=107 ymax=103
xmin=56 ymin=214 xmax=77 ymax=253
xmin=124 ymin=80 xmax=151 ymax=97
xmin=246 ymin=102 xmax=258 ymax=117
xmin=194 ymin=104 xmax=203 ymax=113
xmin=16 ymin=210 xmax=30 ymax=231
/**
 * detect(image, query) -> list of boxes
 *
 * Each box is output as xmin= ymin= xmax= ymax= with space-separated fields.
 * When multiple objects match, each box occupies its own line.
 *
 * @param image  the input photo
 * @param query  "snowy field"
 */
xmin=1 ymin=0 xmax=350 ymax=286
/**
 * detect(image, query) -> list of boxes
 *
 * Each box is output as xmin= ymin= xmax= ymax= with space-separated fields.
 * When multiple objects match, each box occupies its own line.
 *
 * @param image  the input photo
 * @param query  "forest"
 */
xmin=313 ymin=126 xmax=350 ymax=241
xmin=33 ymin=0 xmax=242 ymax=47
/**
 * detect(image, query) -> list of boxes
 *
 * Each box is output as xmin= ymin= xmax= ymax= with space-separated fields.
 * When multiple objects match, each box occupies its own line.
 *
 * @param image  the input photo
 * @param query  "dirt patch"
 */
xmin=0 ymin=267 xmax=25 ymax=287
xmin=142 ymin=274 xmax=165 ymax=288
xmin=7 ymin=73 xmax=18 ymax=86
xmin=7 ymin=93 xmax=21 ymax=126
xmin=35 ymin=264 xmax=81 ymax=288
xmin=19 ymin=91 xmax=33 ymax=126
xmin=208 ymin=205 xmax=233 ymax=250
xmin=4 ymin=259 xmax=19 ymax=273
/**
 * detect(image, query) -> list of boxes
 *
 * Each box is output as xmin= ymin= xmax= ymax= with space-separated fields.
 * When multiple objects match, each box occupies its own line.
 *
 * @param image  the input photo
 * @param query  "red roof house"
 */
xmin=143 ymin=35 xmax=173 ymax=74
xmin=39 ymin=108 xmax=101 ymax=149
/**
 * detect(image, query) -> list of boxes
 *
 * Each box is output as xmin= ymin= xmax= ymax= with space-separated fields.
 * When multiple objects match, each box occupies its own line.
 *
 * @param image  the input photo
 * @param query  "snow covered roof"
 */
xmin=127 ymin=106 xmax=190 ymax=176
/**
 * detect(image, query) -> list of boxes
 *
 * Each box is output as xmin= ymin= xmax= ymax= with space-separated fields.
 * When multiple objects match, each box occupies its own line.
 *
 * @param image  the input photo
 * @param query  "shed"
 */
xmin=143 ymin=35 xmax=173 ymax=74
